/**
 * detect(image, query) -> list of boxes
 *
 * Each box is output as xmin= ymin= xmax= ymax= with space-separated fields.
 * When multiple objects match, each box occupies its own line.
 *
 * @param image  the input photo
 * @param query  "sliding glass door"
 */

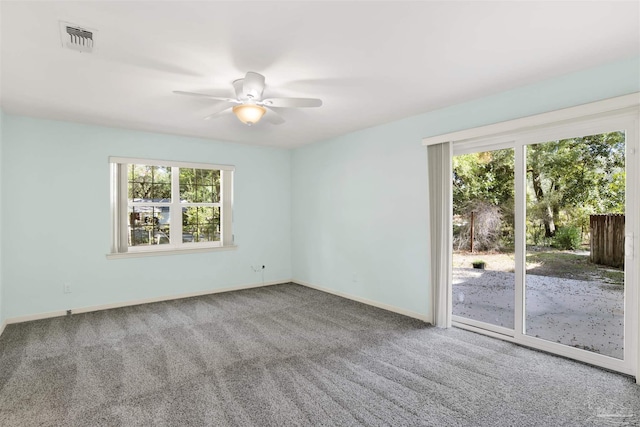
xmin=452 ymin=148 xmax=515 ymax=333
xmin=451 ymin=117 xmax=638 ymax=375
xmin=523 ymin=132 xmax=627 ymax=360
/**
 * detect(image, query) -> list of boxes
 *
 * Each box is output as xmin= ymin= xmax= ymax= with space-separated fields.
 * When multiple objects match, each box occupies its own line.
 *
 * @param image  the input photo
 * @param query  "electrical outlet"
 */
xmin=63 ymin=283 xmax=71 ymax=294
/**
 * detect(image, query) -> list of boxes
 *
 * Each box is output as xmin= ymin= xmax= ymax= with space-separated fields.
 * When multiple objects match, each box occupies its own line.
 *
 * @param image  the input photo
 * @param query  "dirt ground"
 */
xmin=452 ymin=268 xmax=624 ymax=359
xmin=453 ymin=249 xmax=624 ymax=286
xmin=452 ymin=248 xmax=625 ymax=359
xmin=453 ymin=252 xmax=516 ymax=271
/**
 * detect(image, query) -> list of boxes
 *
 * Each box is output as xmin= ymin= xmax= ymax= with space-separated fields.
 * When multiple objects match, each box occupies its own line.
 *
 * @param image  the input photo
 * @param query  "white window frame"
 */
xmin=108 ymin=157 xmax=235 ymax=258
xmin=423 ymin=93 xmax=640 ymax=379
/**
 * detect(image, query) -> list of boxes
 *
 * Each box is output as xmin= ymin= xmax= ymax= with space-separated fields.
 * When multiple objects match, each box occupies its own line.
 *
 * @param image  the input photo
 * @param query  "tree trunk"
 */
xmin=530 ymin=168 xmax=556 ymax=238
xmin=549 ymin=204 xmax=559 ymax=237
xmin=541 ymin=204 xmax=557 ymax=238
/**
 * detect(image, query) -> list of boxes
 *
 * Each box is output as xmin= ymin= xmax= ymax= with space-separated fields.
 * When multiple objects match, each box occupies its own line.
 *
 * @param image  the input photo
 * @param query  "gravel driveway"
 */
xmin=453 ymin=268 xmax=624 ymax=359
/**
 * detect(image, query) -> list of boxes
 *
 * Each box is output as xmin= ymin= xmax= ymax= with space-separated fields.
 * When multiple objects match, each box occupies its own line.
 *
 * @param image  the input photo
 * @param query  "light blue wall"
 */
xmin=2 ymin=57 xmax=638 ymax=322
xmin=291 ymin=56 xmax=640 ymax=320
xmin=0 ymin=110 xmax=4 ymax=324
xmin=2 ymin=115 xmax=292 ymax=319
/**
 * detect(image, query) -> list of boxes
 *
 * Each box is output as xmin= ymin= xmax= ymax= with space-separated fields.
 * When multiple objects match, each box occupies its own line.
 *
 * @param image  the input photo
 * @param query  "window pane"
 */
xmin=182 ymin=206 xmax=220 ymax=243
xmin=151 ymin=183 xmax=171 ymax=200
xmin=198 ymin=185 xmax=216 ymax=203
xmin=180 ymin=168 xmax=220 ymax=203
xmin=525 ymin=131 xmax=626 ymax=359
xmin=128 ymin=165 xmax=171 ymax=202
xmin=128 ymin=206 xmax=171 ymax=246
xmin=452 ymin=148 xmax=515 ymax=329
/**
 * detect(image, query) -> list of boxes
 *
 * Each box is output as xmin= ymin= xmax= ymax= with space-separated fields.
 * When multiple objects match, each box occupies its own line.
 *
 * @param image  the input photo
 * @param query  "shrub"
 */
xmin=552 ymin=226 xmax=581 ymax=250
xmin=453 ymin=200 xmax=503 ymax=252
xmin=472 ymin=260 xmax=486 ymax=269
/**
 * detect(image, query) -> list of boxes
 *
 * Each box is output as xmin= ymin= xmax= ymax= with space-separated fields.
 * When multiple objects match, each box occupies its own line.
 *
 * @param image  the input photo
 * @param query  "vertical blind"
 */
xmin=427 ymin=142 xmax=452 ymax=328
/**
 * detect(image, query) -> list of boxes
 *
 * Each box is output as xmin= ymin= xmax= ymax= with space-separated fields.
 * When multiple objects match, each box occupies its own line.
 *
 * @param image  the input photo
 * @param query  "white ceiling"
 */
xmin=1 ymin=1 xmax=639 ymax=148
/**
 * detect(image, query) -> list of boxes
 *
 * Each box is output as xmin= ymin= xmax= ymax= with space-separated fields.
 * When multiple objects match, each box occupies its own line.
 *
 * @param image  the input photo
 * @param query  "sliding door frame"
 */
xmin=424 ymin=93 xmax=640 ymax=379
xmin=451 ymin=140 xmax=518 ymax=338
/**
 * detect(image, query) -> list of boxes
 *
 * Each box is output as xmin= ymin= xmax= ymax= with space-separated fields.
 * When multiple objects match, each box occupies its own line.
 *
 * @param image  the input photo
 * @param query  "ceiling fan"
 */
xmin=174 ymin=72 xmax=323 ymax=126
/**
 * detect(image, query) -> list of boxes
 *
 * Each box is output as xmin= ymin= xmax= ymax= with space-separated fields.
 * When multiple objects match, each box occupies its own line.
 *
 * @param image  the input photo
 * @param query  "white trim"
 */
xmin=294 ymin=280 xmax=431 ymax=323
xmin=4 ymin=279 xmax=284 ymax=325
xmin=170 ymin=166 xmax=181 ymax=244
xmin=451 ymin=112 xmax=639 ymax=156
xmin=514 ymin=144 xmax=526 ymax=337
xmin=4 ymin=281 xmax=430 ymax=326
xmin=106 ymin=244 xmax=238 ymax=259
xmin=422 ymin=93 xmax=640 ymax=146
xmin=452 ymin=315 xmax=515 ymax=337
xmin=221 ymin=170 xmax=234 ymax=246
xmin=109 ymin=156 xmax=235 ymax=171
xmin=452 ymin=321 xmax=518 ymax=343
xmin=2 ymin=281 xmax=432 ymax=331
xmin=117 ymin=163 xmax=128 ymax=252
xmin=0 ymin=320 xmax=6 ymax=338
xmin=454 ymin=320 xmax=634 ymax=377
xmin=127 ymin=202 xmax=222 ymax=208
xmin=625 ymin=115 xmax=640 ymax=382
xmin=518 ymin=334 xmax=635 ymax=377
xmin=128 ymin=241 xmax=222 ymax=253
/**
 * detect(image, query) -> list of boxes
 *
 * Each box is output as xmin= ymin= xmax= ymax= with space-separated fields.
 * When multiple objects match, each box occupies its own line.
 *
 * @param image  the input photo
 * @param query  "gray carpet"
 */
xmin=0 ymin=283 xmax=638 ymax=426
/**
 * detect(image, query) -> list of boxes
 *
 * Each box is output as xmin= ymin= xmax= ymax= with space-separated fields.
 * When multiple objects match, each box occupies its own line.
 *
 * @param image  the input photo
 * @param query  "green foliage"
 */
xmin=182 ymin=206 xmax=220 ymax=242
xmin=552 ymin=226 xmax=581 ymax=250
xmin=179 ymin=168 xmax=220 ymax=203
xmin=180 ymin=168 xmax=221 ymax=242
xmin=128 ymin=165 xmax=172 ymax=200
xmin=453 ymin=148 xmax=515 ymax=251
xmin=128 ymin=165 xmax=221 ymax=244
xmin=453 ymin=149 xmax=514 ymax=215
xmin=526 ymin=131 xmax=625 ymax=242
xmin=453 ymin=131 xmax=626 ymax=251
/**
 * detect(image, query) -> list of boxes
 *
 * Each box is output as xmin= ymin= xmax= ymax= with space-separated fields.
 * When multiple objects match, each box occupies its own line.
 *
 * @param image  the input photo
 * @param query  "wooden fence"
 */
xmin=590 ymin=214 xmax=625 ymax=268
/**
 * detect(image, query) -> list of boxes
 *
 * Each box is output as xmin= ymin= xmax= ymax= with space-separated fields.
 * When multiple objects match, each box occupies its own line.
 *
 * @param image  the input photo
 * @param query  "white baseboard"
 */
xmin=293 ymin=279 xmax=431 ymax=323
xmin=0 ymin=320 xmax=6 ymax=338
xmin=3 ymin=279 xmax=432 ymax=328
xmin=5 ymin=280 xmax=285 ymax=325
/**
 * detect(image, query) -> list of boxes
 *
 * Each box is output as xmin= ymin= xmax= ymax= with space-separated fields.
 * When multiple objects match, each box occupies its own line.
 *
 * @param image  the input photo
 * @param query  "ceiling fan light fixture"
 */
xmin=232 ymin=104 xmax=266 ymax=126
xmin=175 ymin=71 xmax=322 ymax=125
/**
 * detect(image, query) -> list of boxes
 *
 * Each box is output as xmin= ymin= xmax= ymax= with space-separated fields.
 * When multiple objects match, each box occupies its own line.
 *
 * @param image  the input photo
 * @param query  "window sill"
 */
xmin=106 ymin=245 xmax=238 ymax=259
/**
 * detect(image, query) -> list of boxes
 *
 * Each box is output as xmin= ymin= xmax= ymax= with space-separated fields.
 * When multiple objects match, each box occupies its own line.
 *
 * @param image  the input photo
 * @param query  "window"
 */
xmin=109 ymin=157 xmax=234 ymax=257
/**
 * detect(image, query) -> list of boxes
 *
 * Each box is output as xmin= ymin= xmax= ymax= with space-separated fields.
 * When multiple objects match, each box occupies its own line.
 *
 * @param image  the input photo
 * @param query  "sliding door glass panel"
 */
xmin=524 ymin=131 xmax=625 ymax=359
xmin=452 ymin=148 xmax=515 ymax=329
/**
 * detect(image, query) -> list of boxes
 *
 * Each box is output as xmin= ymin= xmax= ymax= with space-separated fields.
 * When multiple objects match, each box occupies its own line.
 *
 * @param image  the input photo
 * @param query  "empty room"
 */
xmin=1 ymin=1 xmax=639 ymax=426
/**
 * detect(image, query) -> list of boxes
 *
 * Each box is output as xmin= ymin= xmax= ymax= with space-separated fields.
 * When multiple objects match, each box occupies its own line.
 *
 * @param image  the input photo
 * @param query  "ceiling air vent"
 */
xmin=59 ymin=21 xmax=95 ymax=53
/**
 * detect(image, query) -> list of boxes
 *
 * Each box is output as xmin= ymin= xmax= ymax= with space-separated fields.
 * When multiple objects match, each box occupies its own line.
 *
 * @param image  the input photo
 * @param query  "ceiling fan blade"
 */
xmin=203 ymin=105 xmax=233 ymax=120
xmin=242 ymin=72 xmax=265 ymax=99
xmin=261 ymin=97 xmax=323 ymax=108
xmin=263 ymin=107 xmax=285 ymax=125
xmin=173 ymin=91 xmax=237 ymax=103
